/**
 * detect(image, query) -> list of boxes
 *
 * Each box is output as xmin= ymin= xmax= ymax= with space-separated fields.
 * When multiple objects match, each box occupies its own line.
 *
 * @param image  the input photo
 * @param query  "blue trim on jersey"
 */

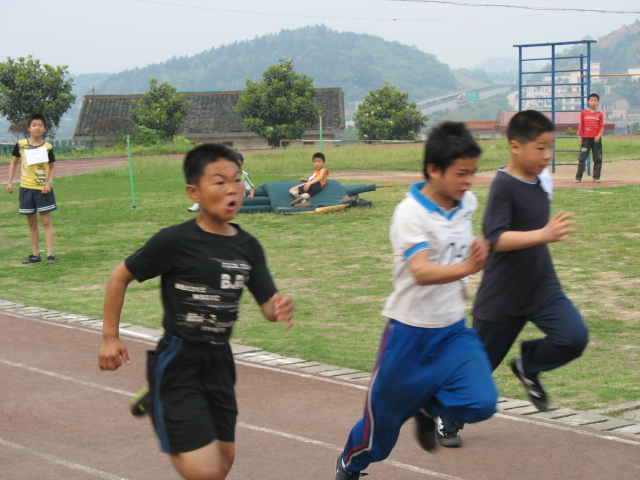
xmin=408 ymin=182 xmax=462 ymax=220
xmin=404 ymin=242 xmax=428 ymax=260
xmin=154 ymin=336 xmax=183 ymax=452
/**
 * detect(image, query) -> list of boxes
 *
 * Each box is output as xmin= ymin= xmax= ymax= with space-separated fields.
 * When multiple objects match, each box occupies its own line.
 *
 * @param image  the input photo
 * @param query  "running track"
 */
xmin=1 ymin=307 xmax=639 ymax=480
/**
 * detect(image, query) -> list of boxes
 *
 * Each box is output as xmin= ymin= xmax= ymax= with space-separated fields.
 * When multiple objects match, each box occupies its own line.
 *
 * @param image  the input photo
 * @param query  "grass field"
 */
xmin=1 ymin=140 xmax=639 ymax=414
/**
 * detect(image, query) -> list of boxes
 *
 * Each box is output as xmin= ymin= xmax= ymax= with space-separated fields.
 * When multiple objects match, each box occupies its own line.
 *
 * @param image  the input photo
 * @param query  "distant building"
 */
xmin=73 ymin=88 xmax=345 ymax=149
xmin=600 ymin=94 xmax=630 ymax=121
xmin=520 ymin=62 xmax=602 ymax=112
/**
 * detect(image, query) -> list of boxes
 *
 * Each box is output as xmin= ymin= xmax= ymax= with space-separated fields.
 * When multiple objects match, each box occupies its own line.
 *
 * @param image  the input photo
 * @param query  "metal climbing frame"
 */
xmin=514 ymin=40 xmax=597 ymax=172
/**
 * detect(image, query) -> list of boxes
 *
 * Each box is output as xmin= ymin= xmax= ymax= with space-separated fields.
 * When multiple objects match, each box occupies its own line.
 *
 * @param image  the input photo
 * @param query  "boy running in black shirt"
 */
xmin=439 ymin=110 xmax=589 ymax=446
xmin=98 ymin=144 xmax=293 ymax=480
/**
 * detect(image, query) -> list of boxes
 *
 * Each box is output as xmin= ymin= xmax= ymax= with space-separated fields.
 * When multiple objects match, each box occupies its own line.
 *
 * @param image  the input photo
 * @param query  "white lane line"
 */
xmin=0 ymin=437 xmax=129 ymax=480
xmin=0 ymin=358 xmax=132 ymax=396
xmin=495 ymin=412 xmax=640 ymax=446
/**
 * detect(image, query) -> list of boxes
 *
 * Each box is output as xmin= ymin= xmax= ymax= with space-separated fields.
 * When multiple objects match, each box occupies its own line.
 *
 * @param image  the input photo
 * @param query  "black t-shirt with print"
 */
xmin=126 ymin=219 xmax=277 ymax=345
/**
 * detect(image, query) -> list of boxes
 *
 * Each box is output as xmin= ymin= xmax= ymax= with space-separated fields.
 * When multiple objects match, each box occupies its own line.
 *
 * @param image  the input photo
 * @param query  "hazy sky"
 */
xmin=2 ymin=0 xmax=639 ymax=76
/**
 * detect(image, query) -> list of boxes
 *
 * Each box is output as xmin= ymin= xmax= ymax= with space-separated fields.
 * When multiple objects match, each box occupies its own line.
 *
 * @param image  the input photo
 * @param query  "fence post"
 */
xmin=126 ymin=135 xmax=137 ymax=209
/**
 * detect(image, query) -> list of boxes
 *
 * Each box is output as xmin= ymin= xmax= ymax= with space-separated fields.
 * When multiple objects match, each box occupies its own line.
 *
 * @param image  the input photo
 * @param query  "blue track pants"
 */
xmin=341 ymin=319 xmax=497 ymax=472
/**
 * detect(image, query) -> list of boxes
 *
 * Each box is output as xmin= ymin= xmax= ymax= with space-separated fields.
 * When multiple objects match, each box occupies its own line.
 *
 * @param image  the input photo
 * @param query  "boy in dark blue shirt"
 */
xmin=438 ymin=110 xmax=589 ymax=447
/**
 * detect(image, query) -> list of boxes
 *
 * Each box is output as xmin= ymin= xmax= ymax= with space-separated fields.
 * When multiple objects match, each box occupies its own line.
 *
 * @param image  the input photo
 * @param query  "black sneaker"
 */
xmin=46 ymin=256 xmax=57 ymax=264
xmin=511 ymin=357 xmax=550 ymax=412
xmin=22 ymin=254 xmax=41 ymax=264
xmin=130 ymin=386 xmax=150 ymax=417
xmin=436 ymin=418 xmax=462 ymax=448
xmin=335 ymin=456 xmax=367 ymax=480
xmin=414 ymin=410 xmax=437 ymax=451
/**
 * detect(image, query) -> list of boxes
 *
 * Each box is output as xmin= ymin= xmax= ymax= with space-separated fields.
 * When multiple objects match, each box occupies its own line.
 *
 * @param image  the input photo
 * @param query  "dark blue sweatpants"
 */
xmin=441 ymin=293 xmax=589 ymax=433
xmin=340 ymin=319 xmax=497 ymax=472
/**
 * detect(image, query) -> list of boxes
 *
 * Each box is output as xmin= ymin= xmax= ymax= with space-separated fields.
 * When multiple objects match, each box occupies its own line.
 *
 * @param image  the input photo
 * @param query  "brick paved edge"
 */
xmin=2 ymin=299 xmax=639 ymax=438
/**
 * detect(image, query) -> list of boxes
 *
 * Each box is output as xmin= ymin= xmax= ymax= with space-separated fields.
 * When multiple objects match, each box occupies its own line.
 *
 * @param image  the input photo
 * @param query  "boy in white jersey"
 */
xmin=334 ymin=122 xmax=497 ymax=480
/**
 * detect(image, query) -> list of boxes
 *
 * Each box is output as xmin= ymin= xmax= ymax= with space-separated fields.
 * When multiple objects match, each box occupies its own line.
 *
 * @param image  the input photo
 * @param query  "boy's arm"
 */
xmin=493 ymin=211 xmax=577 ymax=252
xmin=303 ymin=168 xmax=327 ymax=191
xmin=259 ymin=293 xmax=294 ymax=329
xmin=42 ymin=163 xmax=55 ymax=194
xmin=6 ymin=157 xmax=19 ymax=194
xmin=306 ymin=169 xmax=326 ymax=186
xmin=408 ymin=238 xmax=489 ymax=286
xmin=596 ymin=111 xmax=605 ymax=142
xmin=98 ymin=262 xmax=136 ymax=370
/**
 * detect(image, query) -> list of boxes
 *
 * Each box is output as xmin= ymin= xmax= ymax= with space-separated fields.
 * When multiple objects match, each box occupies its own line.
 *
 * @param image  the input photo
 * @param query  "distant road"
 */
xmin=416 ymin=85 xmax=512 ymax=115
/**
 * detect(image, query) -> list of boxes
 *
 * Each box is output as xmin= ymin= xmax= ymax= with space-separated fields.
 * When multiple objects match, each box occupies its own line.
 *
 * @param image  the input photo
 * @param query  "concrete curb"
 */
xmin=3 ymin=299 xmax=639 ymax=438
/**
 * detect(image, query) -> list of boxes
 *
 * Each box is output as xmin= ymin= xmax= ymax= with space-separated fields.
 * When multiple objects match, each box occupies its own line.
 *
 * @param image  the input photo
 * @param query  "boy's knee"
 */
xmin=461 ymin=403 xmax=497 ymax=425
xmin=566 ymin=329 xmax=589 ymax=359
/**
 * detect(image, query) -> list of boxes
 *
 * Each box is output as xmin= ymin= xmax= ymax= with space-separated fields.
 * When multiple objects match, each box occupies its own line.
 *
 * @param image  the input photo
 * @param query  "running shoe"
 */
xmin=130 ymin=386 xmax=150 ymax=417
xmin=335 ymin=456 xmax=367 ymax=479
xmin=511 ymin=357 xmax=550 ymax=412
xmin=22 ymin=254 xmax=41 ymax=264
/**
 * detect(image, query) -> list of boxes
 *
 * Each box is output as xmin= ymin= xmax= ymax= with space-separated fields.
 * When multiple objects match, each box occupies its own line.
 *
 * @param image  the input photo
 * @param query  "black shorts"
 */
xmin=297 ymin=182 xmax=323 ymax=197
xmin=19 ymin=187 xmax=57 ymax=215
xmin=147 ymin=335 xmax=238 ymax=454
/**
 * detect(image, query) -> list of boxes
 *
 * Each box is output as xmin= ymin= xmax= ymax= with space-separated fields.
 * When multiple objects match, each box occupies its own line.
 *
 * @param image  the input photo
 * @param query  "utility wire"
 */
xmin=391 ymin=1 xmax=640 ymax=15
xmin=131 ymin=0 xmax=640 ymax=20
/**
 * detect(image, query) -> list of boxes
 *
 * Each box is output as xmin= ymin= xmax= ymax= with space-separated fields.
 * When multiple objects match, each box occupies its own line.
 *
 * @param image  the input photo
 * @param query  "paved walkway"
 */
xmin=1 ymin=299 xmax=639 ymax=480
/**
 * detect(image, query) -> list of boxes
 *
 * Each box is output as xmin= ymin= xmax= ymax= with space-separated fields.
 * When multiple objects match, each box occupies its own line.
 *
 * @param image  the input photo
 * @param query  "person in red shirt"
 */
xmin=575 ymin=93 xmax=605 ymax=183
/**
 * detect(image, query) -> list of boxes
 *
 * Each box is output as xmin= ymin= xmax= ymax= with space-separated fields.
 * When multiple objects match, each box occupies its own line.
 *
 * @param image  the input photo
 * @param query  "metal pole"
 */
xmin=126 ymin=135 xmax=137 ymax=209
xmin=319 ymin=116 xmax=323 ymax=153
xmin=518 ymin=46 xmax=523 ymax=112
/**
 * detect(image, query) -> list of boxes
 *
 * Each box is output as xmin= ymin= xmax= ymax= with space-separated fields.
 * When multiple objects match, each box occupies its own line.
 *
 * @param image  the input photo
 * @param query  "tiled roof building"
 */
xmin=74 ymin=88 xmax=345 ymax=149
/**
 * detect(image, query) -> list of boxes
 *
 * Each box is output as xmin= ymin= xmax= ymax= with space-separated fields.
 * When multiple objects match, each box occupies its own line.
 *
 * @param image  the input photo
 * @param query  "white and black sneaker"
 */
xmin=437 ymin=417 xmax=462 ymax=448
xmin=335 ymin=456 xmax=367 ymax=480
xmin=187 ymin=203 xmax=200 ymax=212
xmin=511 ymin=356 xmax=550 ymax=412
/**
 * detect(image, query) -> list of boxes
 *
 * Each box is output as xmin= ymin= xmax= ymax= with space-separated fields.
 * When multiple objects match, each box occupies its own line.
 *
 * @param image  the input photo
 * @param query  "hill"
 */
xmin=91 ymin=25 xmax=457 ymax=105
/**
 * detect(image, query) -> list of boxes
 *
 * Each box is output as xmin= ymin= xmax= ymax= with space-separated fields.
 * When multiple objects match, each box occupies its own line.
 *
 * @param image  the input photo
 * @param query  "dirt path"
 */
xmin=2 ymin=156 xmax=640 ymax=188
xmin=332 ymin=160 xmax=640 ymax=189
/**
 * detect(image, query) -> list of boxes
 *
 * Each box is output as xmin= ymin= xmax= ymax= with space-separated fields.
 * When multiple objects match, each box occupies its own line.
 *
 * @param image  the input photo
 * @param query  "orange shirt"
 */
xmin=309 ymin=168 xmax=329 ymax=187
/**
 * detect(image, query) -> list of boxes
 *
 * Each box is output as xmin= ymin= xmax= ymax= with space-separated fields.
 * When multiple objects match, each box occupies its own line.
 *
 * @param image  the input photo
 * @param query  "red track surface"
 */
xmin=1 ymin=309 xmax=639 ymax=480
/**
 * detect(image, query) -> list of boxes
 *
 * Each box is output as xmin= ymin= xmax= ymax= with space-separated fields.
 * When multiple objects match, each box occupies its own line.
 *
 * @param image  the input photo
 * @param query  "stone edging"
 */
xmin=2 ymin=299 xmax=639 ymax=439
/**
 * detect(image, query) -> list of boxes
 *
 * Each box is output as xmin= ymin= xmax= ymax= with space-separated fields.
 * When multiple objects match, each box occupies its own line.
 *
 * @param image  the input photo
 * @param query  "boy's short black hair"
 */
xmin=589 ymin=93 xmax=600 ymax=101
xmin=423 ymin=122 xmax=481 ymax=179
xmin=183 ymin=144 xmax=240 ymax=185
xmin=507 ymin=110 xmax=554 ymax=145
xmin=312 ymin=152 xmax=325 ymax=162
xmin=27 ymin=113 xmax=47 ymax=129
xmin=237 ymin=152 xmax=244 ymax=163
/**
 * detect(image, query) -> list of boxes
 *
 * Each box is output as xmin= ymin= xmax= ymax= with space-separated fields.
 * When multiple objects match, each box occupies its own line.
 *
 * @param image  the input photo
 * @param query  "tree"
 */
xmin=129 ymin=79 xmax=189 ymax=140
xmin=8 ymin=120 xmax=29 ymax=139
xmin=235 ymin=58 xmax=321 ymax=147
xmin=354 ymin=83 xmax=427 ymax=141
xmin=0 ymin=55 xmax=76 ymax=138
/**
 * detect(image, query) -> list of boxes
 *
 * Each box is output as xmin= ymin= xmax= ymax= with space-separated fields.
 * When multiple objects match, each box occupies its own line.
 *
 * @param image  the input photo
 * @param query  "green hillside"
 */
xmin=93 ymin=25 xmax=457 ymax=105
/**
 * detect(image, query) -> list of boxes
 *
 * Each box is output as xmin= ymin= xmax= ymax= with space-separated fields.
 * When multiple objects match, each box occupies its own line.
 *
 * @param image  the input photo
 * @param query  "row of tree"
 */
xmin=0 ymin=56 xmax=427 ymax=147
